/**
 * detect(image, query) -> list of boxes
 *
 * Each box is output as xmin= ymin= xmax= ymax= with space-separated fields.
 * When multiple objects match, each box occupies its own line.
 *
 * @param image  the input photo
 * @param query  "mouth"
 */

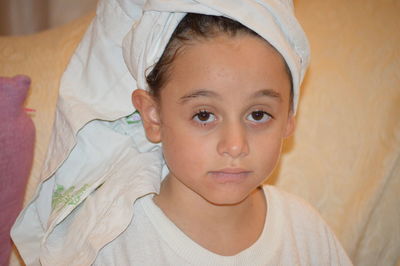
xmin=208 ymin=168 xmax=252 ymax=183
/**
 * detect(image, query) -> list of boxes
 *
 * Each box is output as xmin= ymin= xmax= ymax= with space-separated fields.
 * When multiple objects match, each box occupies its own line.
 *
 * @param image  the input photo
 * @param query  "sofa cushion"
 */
xmin=0 ymin=75 xmax=35 ymax=266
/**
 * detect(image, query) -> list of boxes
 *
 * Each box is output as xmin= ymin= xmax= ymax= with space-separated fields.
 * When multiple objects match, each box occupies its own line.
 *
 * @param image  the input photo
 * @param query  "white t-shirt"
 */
xmin=95 ymin=185 xmax=352 ymax=265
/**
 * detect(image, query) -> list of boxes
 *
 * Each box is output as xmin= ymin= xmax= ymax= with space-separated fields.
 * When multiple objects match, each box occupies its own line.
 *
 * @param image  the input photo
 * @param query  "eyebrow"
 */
xmin=252 ymin=89 xmax=282 ymax=102
xmin=178 ymin=88 xmax=282 ymax=104
xmin=178 ymin=89 xmax=221 ymax=104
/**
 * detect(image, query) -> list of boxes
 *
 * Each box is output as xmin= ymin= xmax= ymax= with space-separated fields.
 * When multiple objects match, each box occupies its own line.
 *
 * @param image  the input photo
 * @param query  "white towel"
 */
xmin=11 ymin=0 xmax=310 ymax=265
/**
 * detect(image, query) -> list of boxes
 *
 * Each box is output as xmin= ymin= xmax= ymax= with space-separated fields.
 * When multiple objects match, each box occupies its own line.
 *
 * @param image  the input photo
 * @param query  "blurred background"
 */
xmin=0 ymin=0 xmax=98 ymax=36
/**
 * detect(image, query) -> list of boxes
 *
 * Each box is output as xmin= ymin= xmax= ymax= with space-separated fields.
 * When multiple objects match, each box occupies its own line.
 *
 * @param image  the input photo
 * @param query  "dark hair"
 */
xmin=146 ymin=13 xmax=293 ymax=110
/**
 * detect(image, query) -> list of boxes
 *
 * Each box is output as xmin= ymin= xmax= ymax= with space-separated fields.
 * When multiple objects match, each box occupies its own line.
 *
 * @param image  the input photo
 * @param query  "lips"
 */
xmin=209 ymin=168 xmax=252 ymax=183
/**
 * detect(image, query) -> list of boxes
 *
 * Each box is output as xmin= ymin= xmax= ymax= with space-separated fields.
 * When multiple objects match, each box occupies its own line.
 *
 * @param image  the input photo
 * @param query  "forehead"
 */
xmin=161 ymin=34 xmax=291 ymax=105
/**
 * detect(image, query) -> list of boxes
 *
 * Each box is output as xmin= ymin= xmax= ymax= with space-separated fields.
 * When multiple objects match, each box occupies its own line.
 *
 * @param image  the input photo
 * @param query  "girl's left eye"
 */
xmin=246 ymin=111 xmax=271 ymax=123
xmin=192 ymin=110 xmax=216 ymax=124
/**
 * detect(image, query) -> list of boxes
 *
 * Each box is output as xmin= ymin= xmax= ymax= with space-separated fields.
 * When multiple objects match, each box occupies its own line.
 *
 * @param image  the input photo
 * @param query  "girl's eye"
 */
xmin=247 ymin=111 xmax=271 ymax=123
xmin=192 ymin=110 xmax=216 ymax=124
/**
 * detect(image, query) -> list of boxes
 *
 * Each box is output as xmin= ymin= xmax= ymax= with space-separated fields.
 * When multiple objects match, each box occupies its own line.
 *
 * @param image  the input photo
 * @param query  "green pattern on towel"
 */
xmin=52 ymin=184 xmax=90 ymax=211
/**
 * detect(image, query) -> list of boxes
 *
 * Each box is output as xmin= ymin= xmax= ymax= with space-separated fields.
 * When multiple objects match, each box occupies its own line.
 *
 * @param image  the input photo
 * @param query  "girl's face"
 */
xmin=134 ymin=34 xmax=294 ymax=205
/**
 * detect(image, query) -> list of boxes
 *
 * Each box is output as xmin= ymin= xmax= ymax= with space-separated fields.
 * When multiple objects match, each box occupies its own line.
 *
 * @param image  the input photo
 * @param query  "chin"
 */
xmin=201 ymin=190 xmax=251 ymax=206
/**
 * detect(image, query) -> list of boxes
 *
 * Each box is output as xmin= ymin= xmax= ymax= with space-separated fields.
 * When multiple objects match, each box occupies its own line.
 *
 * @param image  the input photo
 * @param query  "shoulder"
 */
xmin=95 ymin=194 xmax=164 ymax=265
xmin=263 ymin=185 xmax=323 ymax=220
xmin=263 ymin=184 xmax=332 ymax=234
xmin=262 ymin=185 xmax=353 ymax=265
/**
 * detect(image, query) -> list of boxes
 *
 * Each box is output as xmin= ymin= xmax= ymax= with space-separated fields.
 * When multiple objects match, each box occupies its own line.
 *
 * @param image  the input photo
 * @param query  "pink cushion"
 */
xmin=0 ymin=75 xmax=35 ymax=265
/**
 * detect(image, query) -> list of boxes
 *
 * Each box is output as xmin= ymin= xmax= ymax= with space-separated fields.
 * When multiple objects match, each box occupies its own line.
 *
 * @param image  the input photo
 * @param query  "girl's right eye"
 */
xmin=192 ymin=110 xmax=216 ymax=125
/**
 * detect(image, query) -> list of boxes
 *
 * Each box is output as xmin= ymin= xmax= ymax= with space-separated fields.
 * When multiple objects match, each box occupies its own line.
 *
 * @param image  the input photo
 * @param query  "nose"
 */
xmin=217 ymin=121 xmax=249 ymax=158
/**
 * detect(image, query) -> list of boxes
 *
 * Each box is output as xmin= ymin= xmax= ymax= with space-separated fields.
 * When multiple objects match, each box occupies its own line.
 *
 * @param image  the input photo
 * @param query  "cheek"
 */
xmin=251 ymin=132 xmax=284 ymax=172
xmin=161 ymin=123 xmax=211 ymax=176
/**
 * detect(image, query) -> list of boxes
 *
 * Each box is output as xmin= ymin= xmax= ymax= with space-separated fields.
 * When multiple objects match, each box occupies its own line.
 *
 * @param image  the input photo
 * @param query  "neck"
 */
xmin=153 ymin=175 xmax=266 ymax=255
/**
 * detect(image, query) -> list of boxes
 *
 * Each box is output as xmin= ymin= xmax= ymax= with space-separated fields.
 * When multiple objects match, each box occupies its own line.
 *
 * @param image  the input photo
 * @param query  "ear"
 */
xmin=284 ymin=114 xmax=296 ymax=138
xmin=132 ymin=89 xmax=161 ymax=143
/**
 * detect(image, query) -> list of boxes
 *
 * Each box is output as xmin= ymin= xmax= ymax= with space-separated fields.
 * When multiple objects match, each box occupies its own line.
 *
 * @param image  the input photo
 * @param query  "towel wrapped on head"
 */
xmin=124 ymin=0 xmax=310 ymax=112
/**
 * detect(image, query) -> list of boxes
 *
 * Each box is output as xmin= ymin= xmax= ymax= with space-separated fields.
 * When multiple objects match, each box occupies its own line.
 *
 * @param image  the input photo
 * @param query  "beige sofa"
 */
xmin=0 ymin=0 xmax=399 ymax=265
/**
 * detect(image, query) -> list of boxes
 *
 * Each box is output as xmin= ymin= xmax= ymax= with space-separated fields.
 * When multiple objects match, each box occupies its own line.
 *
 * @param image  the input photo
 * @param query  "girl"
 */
xmin=12 ymin=1 xmax=352 ymax=265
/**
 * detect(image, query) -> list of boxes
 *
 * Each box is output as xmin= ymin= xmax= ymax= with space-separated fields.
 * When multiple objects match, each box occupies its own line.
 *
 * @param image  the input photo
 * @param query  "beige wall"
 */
xmin=0 ymin=0 xmax=97 ymax=35
xmin=48 ymin=0 xmax=98 ymax=29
